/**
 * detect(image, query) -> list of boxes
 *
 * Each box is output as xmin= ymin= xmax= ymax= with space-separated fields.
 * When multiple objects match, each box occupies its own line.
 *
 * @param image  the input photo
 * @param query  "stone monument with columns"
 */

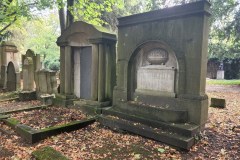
xmin=100 ymin=0 xmax=211 ymax=149
xmin=19 ymin=49 xmax=41 ymax=101
xmin=56 ymin=21 xmax=116 ymax=111
xmin=0 ymin=41 xmax=20 ymax=91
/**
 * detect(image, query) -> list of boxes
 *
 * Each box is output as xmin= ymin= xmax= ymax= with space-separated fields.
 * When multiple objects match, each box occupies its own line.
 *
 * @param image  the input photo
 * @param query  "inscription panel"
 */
xmin=137 ymin=66 xmax=175 ymax=93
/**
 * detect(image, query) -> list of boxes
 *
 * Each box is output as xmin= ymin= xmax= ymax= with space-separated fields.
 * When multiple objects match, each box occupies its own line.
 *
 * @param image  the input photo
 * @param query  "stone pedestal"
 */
xmin=19 ymin=91 xmax=37 ymax=101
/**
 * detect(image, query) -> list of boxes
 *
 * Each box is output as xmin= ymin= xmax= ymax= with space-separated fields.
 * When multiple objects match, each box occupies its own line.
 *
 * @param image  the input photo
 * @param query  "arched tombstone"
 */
xmin=0 ymin=41 xmax=19 ymax=89
xmin=19 ymin=56 xmax=36 ymax=101
xmin=22 ymin=57 xmax=34 ymax=91
xmin=6 ymin=62 xmax=20 ymax=91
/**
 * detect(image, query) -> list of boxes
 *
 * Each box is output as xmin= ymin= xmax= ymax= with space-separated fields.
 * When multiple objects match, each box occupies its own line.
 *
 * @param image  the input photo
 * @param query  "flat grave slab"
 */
xmin=1 ymin=106 xmax=96 ymax=143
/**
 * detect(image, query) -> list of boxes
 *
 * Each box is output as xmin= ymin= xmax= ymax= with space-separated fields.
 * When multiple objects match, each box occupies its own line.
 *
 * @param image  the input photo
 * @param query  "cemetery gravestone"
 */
xmin=22 ymin=57 xmax=34 ymax=91
xmin=19 ymin=50 xmax=41 ymax=101
xmin=0 ymin=41 xmax=20 ymax=90
xmin=100 ymin=0 xmax=211 ymax=149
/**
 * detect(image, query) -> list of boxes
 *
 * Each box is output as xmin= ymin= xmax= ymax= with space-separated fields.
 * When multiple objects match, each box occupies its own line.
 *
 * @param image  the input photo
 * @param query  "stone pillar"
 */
xmin=105 ymin=44 xmax=111 ymax=99
xmin=98 ymin=43 xmax=106 ymax=102
xmin=91 ymin=44 xmax=99 ymax=101
xmin=35 ymin=54 xmax=41 ymax=71
xmin=60 ymin=47 xmax=65 ymax=94
xmin=64 ymin=46 xmax=73 ymax=95
xmin=50 ymin=71 xmax=58 ymax=93
xmin=0 ymin=65 xmax=7 ymax=89
xmin=38 ymin=70 xmax=48 ymax=93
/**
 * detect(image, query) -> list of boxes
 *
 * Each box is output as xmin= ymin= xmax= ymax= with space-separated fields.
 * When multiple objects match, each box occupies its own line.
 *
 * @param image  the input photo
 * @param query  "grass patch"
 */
xmin=206 ymin=79 xmax=240 ymax=85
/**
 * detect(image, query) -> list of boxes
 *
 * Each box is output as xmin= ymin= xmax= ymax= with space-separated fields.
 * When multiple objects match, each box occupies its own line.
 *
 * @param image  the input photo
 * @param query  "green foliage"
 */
xmin=0 ymin=0 xmax=57 ymax=39
xmin=209 ymin=0 xmax=240 ymax=60
xmin=72 ymin=0 xmax=124 ymax=26
xmin=9 ymin=12 xmax=60 ymax=70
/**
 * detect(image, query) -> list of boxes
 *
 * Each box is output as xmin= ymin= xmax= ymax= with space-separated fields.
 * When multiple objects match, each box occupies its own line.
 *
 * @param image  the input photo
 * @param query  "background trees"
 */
xmin=1 ymin=0 xmax=239 ymax=70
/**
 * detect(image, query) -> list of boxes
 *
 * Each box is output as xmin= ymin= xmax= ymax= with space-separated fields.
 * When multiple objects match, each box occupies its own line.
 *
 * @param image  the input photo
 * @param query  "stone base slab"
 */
xmin=3 ymin=117 xmax=96 ymax=144
xmin=19 ymin=91 xmax=37 ymax=101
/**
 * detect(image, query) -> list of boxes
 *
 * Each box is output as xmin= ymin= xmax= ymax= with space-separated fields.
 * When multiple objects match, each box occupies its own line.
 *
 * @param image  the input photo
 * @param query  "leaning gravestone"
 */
xmin=100 ymin=0 xmax=211 ymax=150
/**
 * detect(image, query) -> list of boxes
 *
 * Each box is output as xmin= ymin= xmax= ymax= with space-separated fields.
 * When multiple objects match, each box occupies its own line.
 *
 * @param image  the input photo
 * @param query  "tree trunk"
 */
xmin=58 ymin=7 xmax=66 ymax=33
xmin=66 ymin=0 xmax=74 ymax=27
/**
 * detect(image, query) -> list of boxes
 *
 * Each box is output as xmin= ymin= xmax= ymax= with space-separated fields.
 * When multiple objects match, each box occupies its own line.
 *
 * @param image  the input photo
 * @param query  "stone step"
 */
xmin=73 ymin=100 xmax=110 ymax=115
xmin=101 ymin=108 xmax=199 ymax=137
xmin=99 ymin=115 xmax=196 ymax=150
xmin=115 ymin=102 xmax=188 ymax=123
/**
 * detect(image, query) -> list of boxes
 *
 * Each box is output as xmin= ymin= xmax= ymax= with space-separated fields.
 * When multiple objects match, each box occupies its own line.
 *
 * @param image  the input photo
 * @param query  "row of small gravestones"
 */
xmin=20 ymin=49 xmax=57 ymax=103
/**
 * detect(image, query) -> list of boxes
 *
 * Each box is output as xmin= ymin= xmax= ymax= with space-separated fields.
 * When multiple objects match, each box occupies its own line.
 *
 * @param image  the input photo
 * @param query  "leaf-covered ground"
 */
xmin=0 ymin=85 xmax=239 ymax=159
xmin=0 ymin=100 xmax=41 ymax=114
xmin=10 ymin=106 xmax=87 ymax=130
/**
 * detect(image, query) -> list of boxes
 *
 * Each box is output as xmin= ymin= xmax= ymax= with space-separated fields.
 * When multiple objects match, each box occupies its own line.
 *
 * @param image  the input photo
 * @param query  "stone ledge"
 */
xmin=19 ymin=91 xmax=37 ymax=101
xmin=3 ymin=117 xmax=96 ymax=144
xmin=118 ymin=0 xmax=211 ymax=27
xmin=99 ymin=116 xmax=196 ymax=150
xmin=101 ymin=108 xmax=199 ymax=137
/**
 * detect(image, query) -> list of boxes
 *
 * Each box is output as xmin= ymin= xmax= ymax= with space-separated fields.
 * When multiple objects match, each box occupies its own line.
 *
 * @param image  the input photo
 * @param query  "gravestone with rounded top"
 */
xmin=0 ymin=41 xmax=20 ymax=90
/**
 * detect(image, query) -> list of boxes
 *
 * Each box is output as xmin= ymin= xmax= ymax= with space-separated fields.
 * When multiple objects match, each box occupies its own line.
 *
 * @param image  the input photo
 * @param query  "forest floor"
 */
xmin=0 ymin=84 xmax=239 ymax=160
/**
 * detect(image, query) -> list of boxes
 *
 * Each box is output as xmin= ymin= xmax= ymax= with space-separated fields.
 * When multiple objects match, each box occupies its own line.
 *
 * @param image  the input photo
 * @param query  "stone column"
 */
xmin=105 ymin=44 xmax=111 ymax=99
xmin=0 ymin=65 xmax=7 ymax=88
xmin=60 ymin=47 xmax=65 ymax=94
xmin=35 ymin=54 xmax=41 ymax=71
xmin=64 ymin=46 xmax=73 ymax=95
xmin=98 ymin=43 xmax=106 ymax=102
xmin=91 ymin=44 xmax=99 ymax=101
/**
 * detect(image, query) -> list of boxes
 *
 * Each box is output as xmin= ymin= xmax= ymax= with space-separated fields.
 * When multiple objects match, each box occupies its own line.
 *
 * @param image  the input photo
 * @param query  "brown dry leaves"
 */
xmin=0 ymin=86 xmax=240 ymax=159
xmin=10 ymin=106 xmax=86 ymax=130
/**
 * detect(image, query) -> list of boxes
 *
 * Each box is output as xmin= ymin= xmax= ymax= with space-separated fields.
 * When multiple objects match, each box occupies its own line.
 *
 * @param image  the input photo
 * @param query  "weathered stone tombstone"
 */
xmin=19 ymin=49 xmax=41 ymax=101
xmin=22 ymin=49 xmax=41 ymax=73
xmin=100 ymin=1 xmax=211 ymax=149
xmin=210 ymin=98 xmax=226 ymax=108
xmin=216 ymin=63 xmax=224 ymax=79
xmin=56 ymin=21 xmax=116 ymax=109
xmin=35 ymin=69 xmax=57 ymax=105
xmin=22 ymin=57 xmax=34 ymax=91
xmin=0 ymin=41 xmax=20 ymax=91
xmin=6 ymin=62 xmax=20 ymax=91
xmin=35 ymin=69 xmax=57 ymax=94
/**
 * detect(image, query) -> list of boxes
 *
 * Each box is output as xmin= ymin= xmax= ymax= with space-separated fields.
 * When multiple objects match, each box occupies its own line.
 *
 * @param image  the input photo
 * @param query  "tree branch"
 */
xmin=0 ymin=16 xmax=17 ymax=34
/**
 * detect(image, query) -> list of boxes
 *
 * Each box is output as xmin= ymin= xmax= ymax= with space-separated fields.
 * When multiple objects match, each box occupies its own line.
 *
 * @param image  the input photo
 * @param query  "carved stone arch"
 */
xmin=6 ymin=61 xmax=19 ymax=91
xmin=127 ymin=40 xmax=182 ymax=101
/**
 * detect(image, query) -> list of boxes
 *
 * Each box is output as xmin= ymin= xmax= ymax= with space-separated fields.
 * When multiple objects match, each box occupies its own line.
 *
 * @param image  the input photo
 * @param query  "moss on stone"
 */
xmin=32 ymin=146 xmax=68 ymax=160
xmin=6 ymin=118 xmax=19 ymax=126
xmin=40 ymin=120 xmax=81 ymax=132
